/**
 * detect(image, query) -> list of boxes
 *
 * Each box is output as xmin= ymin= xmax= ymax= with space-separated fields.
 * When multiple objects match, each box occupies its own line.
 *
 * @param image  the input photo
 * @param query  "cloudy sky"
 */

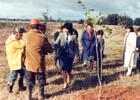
xmin=0 ymin=0 xmax=140 ymax=20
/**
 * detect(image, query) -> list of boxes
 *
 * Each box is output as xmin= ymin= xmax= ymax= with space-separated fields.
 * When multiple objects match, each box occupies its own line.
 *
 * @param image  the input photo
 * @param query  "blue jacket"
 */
xmin=81 ymin=30 xmax=96 ymax=61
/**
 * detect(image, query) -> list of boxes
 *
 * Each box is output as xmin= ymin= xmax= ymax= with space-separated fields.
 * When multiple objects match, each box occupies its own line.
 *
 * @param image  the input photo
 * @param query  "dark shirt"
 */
xmin=136 ymin=36 xmax=140 ymax=51
xmin=97 ymin=38 xmax=105 ymax=57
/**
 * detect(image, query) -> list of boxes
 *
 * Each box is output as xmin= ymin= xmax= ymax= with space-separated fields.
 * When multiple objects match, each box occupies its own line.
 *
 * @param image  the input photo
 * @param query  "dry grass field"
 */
xmin=0 ymin=22 xmax=140 ymax=100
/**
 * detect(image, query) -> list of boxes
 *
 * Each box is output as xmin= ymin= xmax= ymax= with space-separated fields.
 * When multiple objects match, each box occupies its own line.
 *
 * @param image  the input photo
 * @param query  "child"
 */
xmin=96 ymin=30 xmax=105 ymax=59
xmin=95 ymin=30 xmax=105 ymax=80
xmin=6 ymin=27 xmax=26 ymax=93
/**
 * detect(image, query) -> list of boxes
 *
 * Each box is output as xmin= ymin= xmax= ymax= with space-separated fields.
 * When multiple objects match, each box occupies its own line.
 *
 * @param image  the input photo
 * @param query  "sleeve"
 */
xmin=81 ymin=30 xmax=86 ymax=48
xmin=20 ymin=40 xmax=26 ymax=48
xmin=128 ymin=33 xmax=136 ymax=51
xmin=54 ymin=32 xmax=59 ymax=41
xmin=43 ymin=36 xmax=53 ymax=54
xmin=13 ymin=40 xmax=25 ymax=49
xmin=54 ymin=33 xmax=62 ymax=47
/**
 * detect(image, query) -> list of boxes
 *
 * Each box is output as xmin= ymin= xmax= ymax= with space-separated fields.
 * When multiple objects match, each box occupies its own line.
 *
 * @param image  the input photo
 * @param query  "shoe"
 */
xmin=7 ymin=84 xmax=13 ymax=93
xmin=62 ymin=83 xmax=68 ymax=90
xmin=81 ymin=60 xmax=88 ymax=66
xmin=126 ymin=68 xmax=132 ymax=76
xmin=62 ymin=87 xmax=69 ymax=93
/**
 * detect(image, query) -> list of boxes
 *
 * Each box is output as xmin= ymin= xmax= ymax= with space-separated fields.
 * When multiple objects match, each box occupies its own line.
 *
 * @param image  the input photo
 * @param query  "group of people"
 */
xmin=53 ymin=22 xmax=105 ymax=89
xmin=123 ymin=25 xmax=140 ymax=76
xmin=6 ymin=19 xmax=53 ymax=100
xmin=5 ymin=18 xmax=105 ymax=100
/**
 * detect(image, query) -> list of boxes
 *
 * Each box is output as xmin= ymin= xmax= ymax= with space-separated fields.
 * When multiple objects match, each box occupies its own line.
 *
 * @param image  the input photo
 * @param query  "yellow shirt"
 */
xmin=6 ymin=35 xmax=25 ymax=70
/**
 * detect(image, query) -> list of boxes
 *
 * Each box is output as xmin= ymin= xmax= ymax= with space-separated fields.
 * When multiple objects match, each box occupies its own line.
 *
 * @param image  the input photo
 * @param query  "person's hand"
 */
xmin=136 ymin=48 xmax=139 ymax=52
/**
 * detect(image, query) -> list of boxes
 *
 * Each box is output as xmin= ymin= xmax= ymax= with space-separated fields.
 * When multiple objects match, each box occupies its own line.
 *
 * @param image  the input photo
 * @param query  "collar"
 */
xmin=30 ymin=29 xmax=41 ymax=33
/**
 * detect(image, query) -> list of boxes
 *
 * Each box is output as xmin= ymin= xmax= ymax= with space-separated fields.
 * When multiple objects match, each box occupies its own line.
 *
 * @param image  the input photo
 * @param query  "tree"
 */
xmin=118 ymin=15 xmax=133 ymax=26
xmin=106 ymin=14 xmax=119 ymax=25
xmin=42 ymin=9 xmax=49 ymax=25
xmin=97 ymin=16 xmax=108 ymax=25
xmin=134 ymin=18 xmax=140 ymax=26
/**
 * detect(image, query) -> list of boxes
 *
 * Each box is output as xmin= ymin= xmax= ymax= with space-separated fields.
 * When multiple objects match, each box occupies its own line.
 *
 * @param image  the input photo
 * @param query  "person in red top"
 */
xmin=81 ymin=23 xmax=96 ymax=67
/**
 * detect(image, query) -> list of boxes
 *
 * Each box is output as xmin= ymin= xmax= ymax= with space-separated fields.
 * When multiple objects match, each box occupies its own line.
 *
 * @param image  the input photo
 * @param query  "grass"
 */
xmin=0 ymin=23 xmax=140 ymax=100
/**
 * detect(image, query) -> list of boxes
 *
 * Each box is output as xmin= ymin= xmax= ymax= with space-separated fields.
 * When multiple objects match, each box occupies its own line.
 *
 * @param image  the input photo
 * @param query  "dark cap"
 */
xmin=14 ymin=27 xmax=26 ymax=34
xmin=63 ymin=21 xmax=73 ymax=29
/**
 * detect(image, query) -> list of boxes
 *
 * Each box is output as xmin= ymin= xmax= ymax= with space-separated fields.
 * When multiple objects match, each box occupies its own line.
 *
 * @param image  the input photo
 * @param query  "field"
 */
xmin=0 ymin=22 xmax=140 ymax=100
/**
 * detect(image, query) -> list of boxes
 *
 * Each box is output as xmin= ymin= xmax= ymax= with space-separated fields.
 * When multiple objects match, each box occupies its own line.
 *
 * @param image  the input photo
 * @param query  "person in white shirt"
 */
xmin=123 ymin=25 xmax=138 ymax=76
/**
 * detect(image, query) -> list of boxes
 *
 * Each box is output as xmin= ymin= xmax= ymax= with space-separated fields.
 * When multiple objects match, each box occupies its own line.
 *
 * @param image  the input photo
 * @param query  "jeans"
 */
xmin=8 ymin=68 xmax=25 ymax=86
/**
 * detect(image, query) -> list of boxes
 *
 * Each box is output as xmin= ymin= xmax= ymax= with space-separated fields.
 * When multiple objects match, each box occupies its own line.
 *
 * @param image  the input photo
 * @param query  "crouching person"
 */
xmin=23 ymin=18 xmax=53 ymax=100
xmin=6 ymin=27 xmax=26 ymax=93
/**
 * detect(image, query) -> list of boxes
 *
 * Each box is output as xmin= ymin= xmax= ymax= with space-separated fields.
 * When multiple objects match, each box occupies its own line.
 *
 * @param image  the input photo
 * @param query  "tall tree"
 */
xmin=106 ymin=14 xmax=119 ymax=25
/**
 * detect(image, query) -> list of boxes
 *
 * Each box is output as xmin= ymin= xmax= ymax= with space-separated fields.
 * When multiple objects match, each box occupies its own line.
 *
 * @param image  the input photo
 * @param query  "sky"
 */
xmin=0 ymin=0 xmax=140 ymax=20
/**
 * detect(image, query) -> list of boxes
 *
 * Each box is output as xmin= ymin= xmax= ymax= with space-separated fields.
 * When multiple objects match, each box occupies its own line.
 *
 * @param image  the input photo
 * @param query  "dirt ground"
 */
xmin=75 ymin=85 xmax=140 ymax=100
xmin=0 ymin=23 xmax=140 ymax=100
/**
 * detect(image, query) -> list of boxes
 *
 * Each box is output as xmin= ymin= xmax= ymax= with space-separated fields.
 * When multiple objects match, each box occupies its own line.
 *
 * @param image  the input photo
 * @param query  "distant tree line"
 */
xmin=78 ymin=14 xmax=140 ymax=26
xmin=1 ymin=13 xmax=140 ymax=26
xmin=0 ymin=18 xmax=30 ymax=21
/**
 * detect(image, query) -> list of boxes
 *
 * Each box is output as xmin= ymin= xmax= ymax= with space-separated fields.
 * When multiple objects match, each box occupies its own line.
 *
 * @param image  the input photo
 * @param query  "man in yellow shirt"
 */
xmin=6 ymin=27 xmax=26 ymax=93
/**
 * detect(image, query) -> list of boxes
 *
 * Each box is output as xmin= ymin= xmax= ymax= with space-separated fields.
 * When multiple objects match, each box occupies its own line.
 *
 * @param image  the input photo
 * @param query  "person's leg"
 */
xmin=25 ymin=70 xmax=35 ymax=100
xmin=67 ymin=72 xmax=70 ymax=84
xmin=7 ymin=70 xmax=18 ymax=93
xmin=66 ymin=58 xmax=74 ymax=85
xmin=18 ymin=68 xmax=26 ymax=91
xmin=37 ymin=72 xmax=46 ymax=99
xmin=81 ymin=50 xmax=88 ymax=66
xmin=62 ymin=70 xmax=68 ymax=89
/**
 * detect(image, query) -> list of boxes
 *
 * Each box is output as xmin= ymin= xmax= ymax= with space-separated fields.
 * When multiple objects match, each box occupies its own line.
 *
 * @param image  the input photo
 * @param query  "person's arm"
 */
xmin=54 ymin=32 xmax=59 ymax=41
xmin=53 ymin=33 xmax=62 ymax=49
xmin=128 ymin=33 xmax=136 ymax=51
xmin=101 ymin=39 xmax=105 ymax=52
xmin=13 ymin=40 xmax=25 ymax=49
xmin=54 ymin=33 xmax=61 ymax=44
xmin=81 ymin=30 xmax=86 ymax=48
xmin=43 ymin=36 xmax=53 ymax=54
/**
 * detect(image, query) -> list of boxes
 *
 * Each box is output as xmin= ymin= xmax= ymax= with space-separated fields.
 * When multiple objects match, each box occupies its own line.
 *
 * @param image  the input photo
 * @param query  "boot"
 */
xmin=27 ymin=85 xmax=33 ymax=100
xmin=7 ymin=84 xmax=13 ymax=93
xmin=18 ymin=78 xmax=26 ymax=91
xmin=38 ymin=85 xmax=45 ymax=100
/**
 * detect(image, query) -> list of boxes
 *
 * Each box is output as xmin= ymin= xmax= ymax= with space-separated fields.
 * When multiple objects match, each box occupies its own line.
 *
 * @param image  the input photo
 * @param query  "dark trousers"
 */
xmin=25 ymin=70 xmax=46 ymax=98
